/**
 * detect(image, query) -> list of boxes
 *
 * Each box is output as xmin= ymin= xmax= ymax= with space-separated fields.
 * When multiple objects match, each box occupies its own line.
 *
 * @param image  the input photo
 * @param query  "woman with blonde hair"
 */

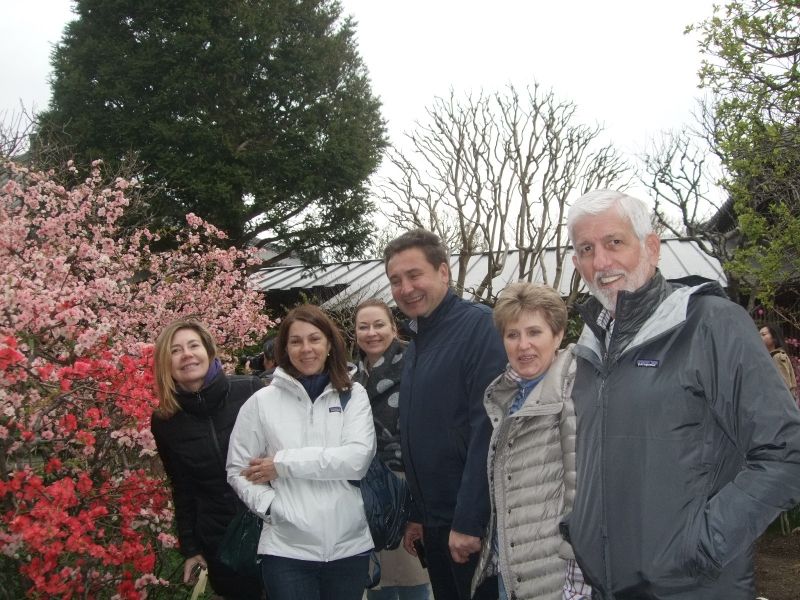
xmin=472 ymin=282 xmax=590 ymax=600
xmin=227 ymin=304 xmax=376 ymax=600
xmin=151 ymin=318 xmax=263 ymax=599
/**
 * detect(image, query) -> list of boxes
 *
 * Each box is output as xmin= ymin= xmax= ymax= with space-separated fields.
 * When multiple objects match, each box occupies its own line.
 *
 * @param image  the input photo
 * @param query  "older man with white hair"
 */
xmin=560 ymin=189 xmax=800 ymax=599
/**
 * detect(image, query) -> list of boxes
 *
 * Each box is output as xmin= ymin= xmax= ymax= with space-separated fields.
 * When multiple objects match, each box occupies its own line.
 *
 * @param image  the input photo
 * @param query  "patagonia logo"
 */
xmin=636 ymin=359 xmax=660 ymax=368
xmin=329 ymin=406 xmax=342 ymax=413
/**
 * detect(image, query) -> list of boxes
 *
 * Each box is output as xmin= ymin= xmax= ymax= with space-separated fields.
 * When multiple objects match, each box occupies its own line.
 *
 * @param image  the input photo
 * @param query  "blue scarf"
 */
xmin=203 ymin=358 xmax=223 ymax=387
xmin=507 ymin=369 xmax=545 ymax=415
xmin=298 ymin=372 xmax=331 ymax=401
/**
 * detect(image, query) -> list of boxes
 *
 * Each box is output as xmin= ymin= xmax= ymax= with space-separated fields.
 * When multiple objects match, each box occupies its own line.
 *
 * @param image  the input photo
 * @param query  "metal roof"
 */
xmin=250 ymin=238 xmax=727 ymax=309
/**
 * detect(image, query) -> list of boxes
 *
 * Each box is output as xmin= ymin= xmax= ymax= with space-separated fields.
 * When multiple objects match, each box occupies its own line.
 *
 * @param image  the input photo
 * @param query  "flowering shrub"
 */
xmin=0 ymin=161 xmax=272 ymax=598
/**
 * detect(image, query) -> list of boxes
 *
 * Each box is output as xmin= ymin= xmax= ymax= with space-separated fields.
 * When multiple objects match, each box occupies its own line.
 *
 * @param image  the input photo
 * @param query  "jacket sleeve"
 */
xmin=773 ymin=352 xmax=798 ymax=393
xmin=226 ymin=391 xmax=276 ymax=517
xmin=151 ymin=418 xmax=202 ymax=557
xmin=695 ymin=300 xmax=800 ymax=572
xmin=557 ymin=347 xmax=579 ymax=560
xmin=452 ymin=310 xmax=508 ymax=537
xmin=273 ymin=383 xmax=376 ymax=480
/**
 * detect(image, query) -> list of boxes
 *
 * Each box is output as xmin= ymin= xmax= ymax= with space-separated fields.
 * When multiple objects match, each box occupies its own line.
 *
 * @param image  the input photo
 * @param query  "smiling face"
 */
xmin=355 ymin=305 xmax=397 ymax=365
xmin=169 ymin=328 xmax=211 ymax=392
xmin=286 ymin=320 xmax=332 ymax=376
xmin=571 ymin=207 xmax=660 ymax=314
xmin=386 ymin=247 xmax=450 ymax=319
xmin=503 ymin=310 xmax=564 ymax=380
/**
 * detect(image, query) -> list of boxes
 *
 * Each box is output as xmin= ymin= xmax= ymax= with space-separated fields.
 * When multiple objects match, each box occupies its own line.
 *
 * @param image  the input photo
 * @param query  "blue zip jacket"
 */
xmin=399 ymin=289 xmax=507 ymax=537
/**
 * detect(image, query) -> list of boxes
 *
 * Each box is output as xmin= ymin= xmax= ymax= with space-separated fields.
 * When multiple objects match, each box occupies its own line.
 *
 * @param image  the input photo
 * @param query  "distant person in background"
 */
xmin=760 ymin=324 xmax=798 ymax=397
xmin=255 ymin=338 xmax=277 ymax=384
xmin=151 ymin=318 xmax=263 ymax=599
xmin=353 ymin=299 xmax=430 ymax=600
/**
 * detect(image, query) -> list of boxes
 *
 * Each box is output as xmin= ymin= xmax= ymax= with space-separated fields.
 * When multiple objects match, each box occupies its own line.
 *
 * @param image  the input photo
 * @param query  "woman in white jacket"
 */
xmin=227 ymin=304 xmax=376 ymax=600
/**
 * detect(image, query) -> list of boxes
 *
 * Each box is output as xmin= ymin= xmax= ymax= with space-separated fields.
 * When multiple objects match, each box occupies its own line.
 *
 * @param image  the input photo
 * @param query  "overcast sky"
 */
xmin=1 ymin=0 xmax=720 ymax=195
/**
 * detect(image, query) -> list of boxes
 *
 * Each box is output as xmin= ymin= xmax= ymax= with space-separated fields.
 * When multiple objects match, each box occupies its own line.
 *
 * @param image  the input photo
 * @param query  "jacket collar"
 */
xmin=486 ymin=347 xmax=574 ymax=416
xmin=176 ymin=370 xmax=229 ymax=417
xmin=407 ymin=288 xmax=457 ymax=336
xmin=576 ymin=271 xmax=727 ymax=361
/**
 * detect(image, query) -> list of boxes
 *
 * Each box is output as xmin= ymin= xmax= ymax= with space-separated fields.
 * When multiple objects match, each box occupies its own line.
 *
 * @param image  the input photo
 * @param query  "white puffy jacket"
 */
xmin=226 ymin=367 xmax=376 ymax=561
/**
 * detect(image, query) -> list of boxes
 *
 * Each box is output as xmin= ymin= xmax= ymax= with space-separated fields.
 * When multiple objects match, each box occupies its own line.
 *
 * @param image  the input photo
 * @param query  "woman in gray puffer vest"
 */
xmin=471 ymin=282 xmax=590 ymax=600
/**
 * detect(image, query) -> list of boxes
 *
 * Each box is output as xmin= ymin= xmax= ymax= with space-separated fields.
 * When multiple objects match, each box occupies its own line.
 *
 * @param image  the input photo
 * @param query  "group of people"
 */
xmin=150 ymin=189 xmax=800 ymax=600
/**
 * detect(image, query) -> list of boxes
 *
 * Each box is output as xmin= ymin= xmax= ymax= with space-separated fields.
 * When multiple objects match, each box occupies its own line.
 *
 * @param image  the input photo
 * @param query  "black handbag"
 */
xmin=217 ymin=505 xmax=263 ymax=579
xmin=340 ymin=389 xmax=411 ymax=552
xmin=351 ymin=454 xmax=411 ymax=552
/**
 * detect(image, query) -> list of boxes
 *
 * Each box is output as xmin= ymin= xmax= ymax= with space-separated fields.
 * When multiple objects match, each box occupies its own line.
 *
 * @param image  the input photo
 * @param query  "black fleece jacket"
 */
xmin=151 ymin=372 xmax=262 ymax=559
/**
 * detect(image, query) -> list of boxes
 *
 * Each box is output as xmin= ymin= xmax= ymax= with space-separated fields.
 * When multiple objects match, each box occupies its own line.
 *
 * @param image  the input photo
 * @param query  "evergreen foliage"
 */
xmin=37 ymin=0 xmax=386 ymax=259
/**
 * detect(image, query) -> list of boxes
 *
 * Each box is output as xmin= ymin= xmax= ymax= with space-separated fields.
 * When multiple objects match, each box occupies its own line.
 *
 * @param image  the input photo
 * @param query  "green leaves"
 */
xmin=36 ymin=0 xmax=386 ymax=260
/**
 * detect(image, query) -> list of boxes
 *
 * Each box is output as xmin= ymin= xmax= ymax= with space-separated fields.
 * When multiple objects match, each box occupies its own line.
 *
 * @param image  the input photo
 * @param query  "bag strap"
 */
xmin=340 ymin=388 xmax=352 ymax=409
xmin=339 ymin=387 xmax=361 ymax=489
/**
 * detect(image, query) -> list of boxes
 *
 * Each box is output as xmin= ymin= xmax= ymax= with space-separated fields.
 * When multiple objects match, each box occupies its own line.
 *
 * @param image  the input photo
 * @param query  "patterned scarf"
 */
xmin=355 ymin=338 xmax=406 ymax=471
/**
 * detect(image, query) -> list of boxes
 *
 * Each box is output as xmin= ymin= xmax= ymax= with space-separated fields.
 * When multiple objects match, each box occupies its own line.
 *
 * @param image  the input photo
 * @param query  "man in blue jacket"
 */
xmin=384 ymin=229 xmax=506 ymax=600
xmin=562 ymin=189 xmax=800 ymax=599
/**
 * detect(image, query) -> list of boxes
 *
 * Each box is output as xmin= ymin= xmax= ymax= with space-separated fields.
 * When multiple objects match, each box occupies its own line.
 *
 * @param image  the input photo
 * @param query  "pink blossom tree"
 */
xmin=0 ymin=160 xmax=273 ymax=598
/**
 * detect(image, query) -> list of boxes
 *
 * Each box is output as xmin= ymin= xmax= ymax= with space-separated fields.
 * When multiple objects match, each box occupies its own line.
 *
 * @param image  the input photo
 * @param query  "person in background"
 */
xmin=383 ymin=229 xmax=507 ymax=600
xmin=151 ymin=318 xmax=263 ymax=599
xmin=353 ymin=299 xmax=430 ymax=600
xmin=227 ymin=304 xmax=376 ymax=600
xmin=562 ymin=189 xmax=800 ymax=599
xmin=471 ymin=282 xmax=590 ymax=600
xmin=760 ymin=324 xmax=797 ymax=397
xmin=255 ymin=338 xmax=277 ymax=384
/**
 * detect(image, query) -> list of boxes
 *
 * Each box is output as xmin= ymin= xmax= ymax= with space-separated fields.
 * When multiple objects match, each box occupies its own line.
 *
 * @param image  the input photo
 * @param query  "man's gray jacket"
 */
xmin=561 ymin=272 xmax=800 ymax=599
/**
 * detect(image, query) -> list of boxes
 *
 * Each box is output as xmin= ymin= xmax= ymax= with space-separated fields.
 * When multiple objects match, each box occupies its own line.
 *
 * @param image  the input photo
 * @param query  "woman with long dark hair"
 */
xmin=227 ymin=304 xmax=376 ymax=600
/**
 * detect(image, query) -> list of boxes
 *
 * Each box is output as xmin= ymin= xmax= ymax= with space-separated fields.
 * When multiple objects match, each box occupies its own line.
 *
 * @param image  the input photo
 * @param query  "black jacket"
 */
xmin=563 ymin=273 xmax=800 ymax=599
xmin=151 ymin=372 xmax=262 ymax=564
xmin=399 ymin=290 xmax=507 ymax=536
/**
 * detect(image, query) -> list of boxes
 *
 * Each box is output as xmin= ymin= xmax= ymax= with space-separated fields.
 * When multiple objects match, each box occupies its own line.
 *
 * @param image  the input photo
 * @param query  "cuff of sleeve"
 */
xmin=273 ymin=450 xmax=287 ymax=478
xmin=451 ymin=514 xmax=486 ymax=538
xmin=256 ymin=488 xmax=275 ymax=516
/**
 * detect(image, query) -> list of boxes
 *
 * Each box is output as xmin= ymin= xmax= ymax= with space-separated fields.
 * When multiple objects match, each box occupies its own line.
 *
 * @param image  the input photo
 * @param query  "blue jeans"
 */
xmin=260 ymin=553 xmax=370 ymax=600
xmin=367 ymin=584 xmax=430 ymax=600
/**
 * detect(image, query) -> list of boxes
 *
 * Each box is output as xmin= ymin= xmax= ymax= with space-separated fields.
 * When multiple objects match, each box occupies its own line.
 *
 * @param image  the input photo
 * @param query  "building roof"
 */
xmin=250 ymin=238 xmax=727 ymax=309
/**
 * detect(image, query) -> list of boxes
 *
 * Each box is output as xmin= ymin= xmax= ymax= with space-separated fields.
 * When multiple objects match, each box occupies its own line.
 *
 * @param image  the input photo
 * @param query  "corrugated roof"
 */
xmin=251 ymin=238 xmax=727 ymax=309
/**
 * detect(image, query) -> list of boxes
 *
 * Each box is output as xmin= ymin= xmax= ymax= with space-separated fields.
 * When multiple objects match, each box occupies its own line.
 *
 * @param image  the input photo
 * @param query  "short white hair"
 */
xmin=567 ymin=189 xmax=654 ymax=247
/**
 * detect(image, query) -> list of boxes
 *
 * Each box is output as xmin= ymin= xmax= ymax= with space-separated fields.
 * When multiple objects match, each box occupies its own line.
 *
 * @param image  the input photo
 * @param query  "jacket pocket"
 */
xmin=677 ymin=498 xmax=721 ymax=581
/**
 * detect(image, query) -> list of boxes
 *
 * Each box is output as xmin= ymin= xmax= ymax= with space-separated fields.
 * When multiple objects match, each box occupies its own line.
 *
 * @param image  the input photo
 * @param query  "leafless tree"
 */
xmin=0 ymin=107 xmax=36 ymax=161
xmin=638 ymin=103 xmax=758 ymax=304
xmin=378 ymin=84 xmax=630 ymax=302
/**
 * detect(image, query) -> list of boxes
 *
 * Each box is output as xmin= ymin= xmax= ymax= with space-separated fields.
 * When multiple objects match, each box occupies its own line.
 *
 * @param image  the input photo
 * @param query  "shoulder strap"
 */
xmin=340 ymin=388 xmax=352 ymax=409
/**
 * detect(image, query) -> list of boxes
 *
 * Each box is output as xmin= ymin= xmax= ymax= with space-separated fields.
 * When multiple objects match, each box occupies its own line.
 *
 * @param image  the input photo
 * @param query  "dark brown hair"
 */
xmin=383 ymin=229 xmax=450 ymax=277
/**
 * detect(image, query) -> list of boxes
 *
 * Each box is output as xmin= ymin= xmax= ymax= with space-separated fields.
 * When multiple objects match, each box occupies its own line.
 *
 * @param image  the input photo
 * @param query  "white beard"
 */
xmin=585 ymin=257 xmax=655 ymax=314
